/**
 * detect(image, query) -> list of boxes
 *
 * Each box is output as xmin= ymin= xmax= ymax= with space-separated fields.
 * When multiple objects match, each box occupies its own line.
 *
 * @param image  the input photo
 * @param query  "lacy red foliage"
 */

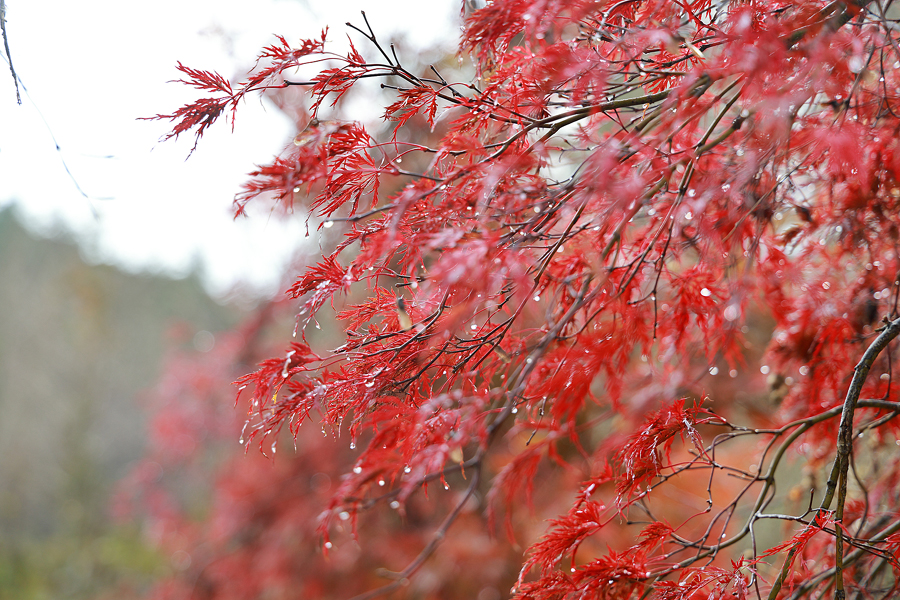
xmin=131 ymin=0 xmax=900 ymax=598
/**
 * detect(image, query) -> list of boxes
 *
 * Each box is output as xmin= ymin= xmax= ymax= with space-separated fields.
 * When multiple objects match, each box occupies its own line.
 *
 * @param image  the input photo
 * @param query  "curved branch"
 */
xmin=768 ymin=317 xmax=900 ymax=599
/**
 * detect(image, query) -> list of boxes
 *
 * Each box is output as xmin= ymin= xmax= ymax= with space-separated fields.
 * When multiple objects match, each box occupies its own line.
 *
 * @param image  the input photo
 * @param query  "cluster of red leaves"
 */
xmin=147 ymin=30 xmax=328 ymax=153
xmin=613 ymin=400 xmax=712 ymax=507
xmin=133 ymin=0 xmax=900 ymax=598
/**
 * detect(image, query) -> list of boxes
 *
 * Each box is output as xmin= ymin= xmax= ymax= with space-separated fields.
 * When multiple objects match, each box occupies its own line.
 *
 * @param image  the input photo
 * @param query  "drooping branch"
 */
xmin=768 ymin=317 xmax=900 ymax=599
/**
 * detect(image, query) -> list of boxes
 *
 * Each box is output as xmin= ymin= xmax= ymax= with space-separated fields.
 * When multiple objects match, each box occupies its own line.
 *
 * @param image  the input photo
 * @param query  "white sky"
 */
xmin=0 ymin=0 xmax=459 ymax=299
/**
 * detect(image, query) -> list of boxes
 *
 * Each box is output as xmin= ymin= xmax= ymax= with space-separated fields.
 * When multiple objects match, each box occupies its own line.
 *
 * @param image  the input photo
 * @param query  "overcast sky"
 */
xmin=0 ymin=0 xmax=458 ymax=299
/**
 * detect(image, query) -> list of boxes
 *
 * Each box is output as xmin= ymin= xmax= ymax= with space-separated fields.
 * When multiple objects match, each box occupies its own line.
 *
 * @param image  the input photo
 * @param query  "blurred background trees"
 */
xmin=0 ymin=208 xmax=239 ymax=599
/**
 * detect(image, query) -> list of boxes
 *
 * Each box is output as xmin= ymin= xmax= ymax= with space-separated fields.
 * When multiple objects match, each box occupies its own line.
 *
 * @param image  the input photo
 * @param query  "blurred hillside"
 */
xmin=0 ymin=208 xmax=242 ymax=599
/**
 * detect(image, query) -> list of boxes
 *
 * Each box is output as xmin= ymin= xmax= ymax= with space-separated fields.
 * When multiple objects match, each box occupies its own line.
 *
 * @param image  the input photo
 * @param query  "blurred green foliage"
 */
xmin=0 ymin=208 xmax=242 ymax=599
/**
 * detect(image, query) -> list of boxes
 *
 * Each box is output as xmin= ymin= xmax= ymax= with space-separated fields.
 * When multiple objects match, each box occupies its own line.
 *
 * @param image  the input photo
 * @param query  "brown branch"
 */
xmin=347 ymin=464 xmax=482 ymax=600
xmin=767 ymin=317 xmax=900 ymax=600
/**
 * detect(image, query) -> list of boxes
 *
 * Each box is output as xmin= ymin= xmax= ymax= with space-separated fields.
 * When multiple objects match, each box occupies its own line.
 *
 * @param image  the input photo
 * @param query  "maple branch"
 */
xmin=633 ymin=398 xmax=900 ymax=589
xmin=143 ymin=0 xmax=900 ymax=597
xmin=347 ymin=464 xmax=482 ymax=600
xmin=763 ymin=318 xmax=900 ymax=599
xmin=783 ymin=517 xmax=900 ymax=600
xmin=829 ymin=317 xmax=900 ymax=599
xmin=785 ymin=0 xmax=874 ymax=48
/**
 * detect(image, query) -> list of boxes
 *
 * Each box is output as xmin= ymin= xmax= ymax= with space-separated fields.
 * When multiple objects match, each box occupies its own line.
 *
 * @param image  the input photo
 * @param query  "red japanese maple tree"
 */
xmin=128 ymin=0 xmax=900 ymax=598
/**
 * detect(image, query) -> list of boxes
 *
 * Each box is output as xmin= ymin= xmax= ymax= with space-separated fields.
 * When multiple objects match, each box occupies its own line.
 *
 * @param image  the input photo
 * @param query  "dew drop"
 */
xmin=723 ymin=304 xmax=739 ymax=321
xmin=404 ymin=466 xmax=412 ymax=473
xmin=511 ymin=407 xmax=518 ymax=414
xmin=799 ymin=365 xmax=810 ymax=376
xmin=378 ymin=479 xmax=386 ymax=486
xmin=350 ymin=442 xmax=357 ymax=450
xmin=339 ymin=511 xmax=350 ymax=521
xmin=533 ymin=295 xmax=541 ymax=301
xmin=729 ymin=369 xmax=738 ymax=378
xmin=390 ymin=500 xmax=400 ymax=509
xmin=709 ymin=366 xmax=719 ymax=375
xmin=323 ymin=220 xmax=334 ymax=228
xmin=700 ymin=288 xmax=712 ymax=297
xmin=353 ymin=466 xmax=362 ymax=474
xmin=760 ymin=365 xmax=770 ymax=374
xmin=324 ymin=541 xmax=333 ymax=549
